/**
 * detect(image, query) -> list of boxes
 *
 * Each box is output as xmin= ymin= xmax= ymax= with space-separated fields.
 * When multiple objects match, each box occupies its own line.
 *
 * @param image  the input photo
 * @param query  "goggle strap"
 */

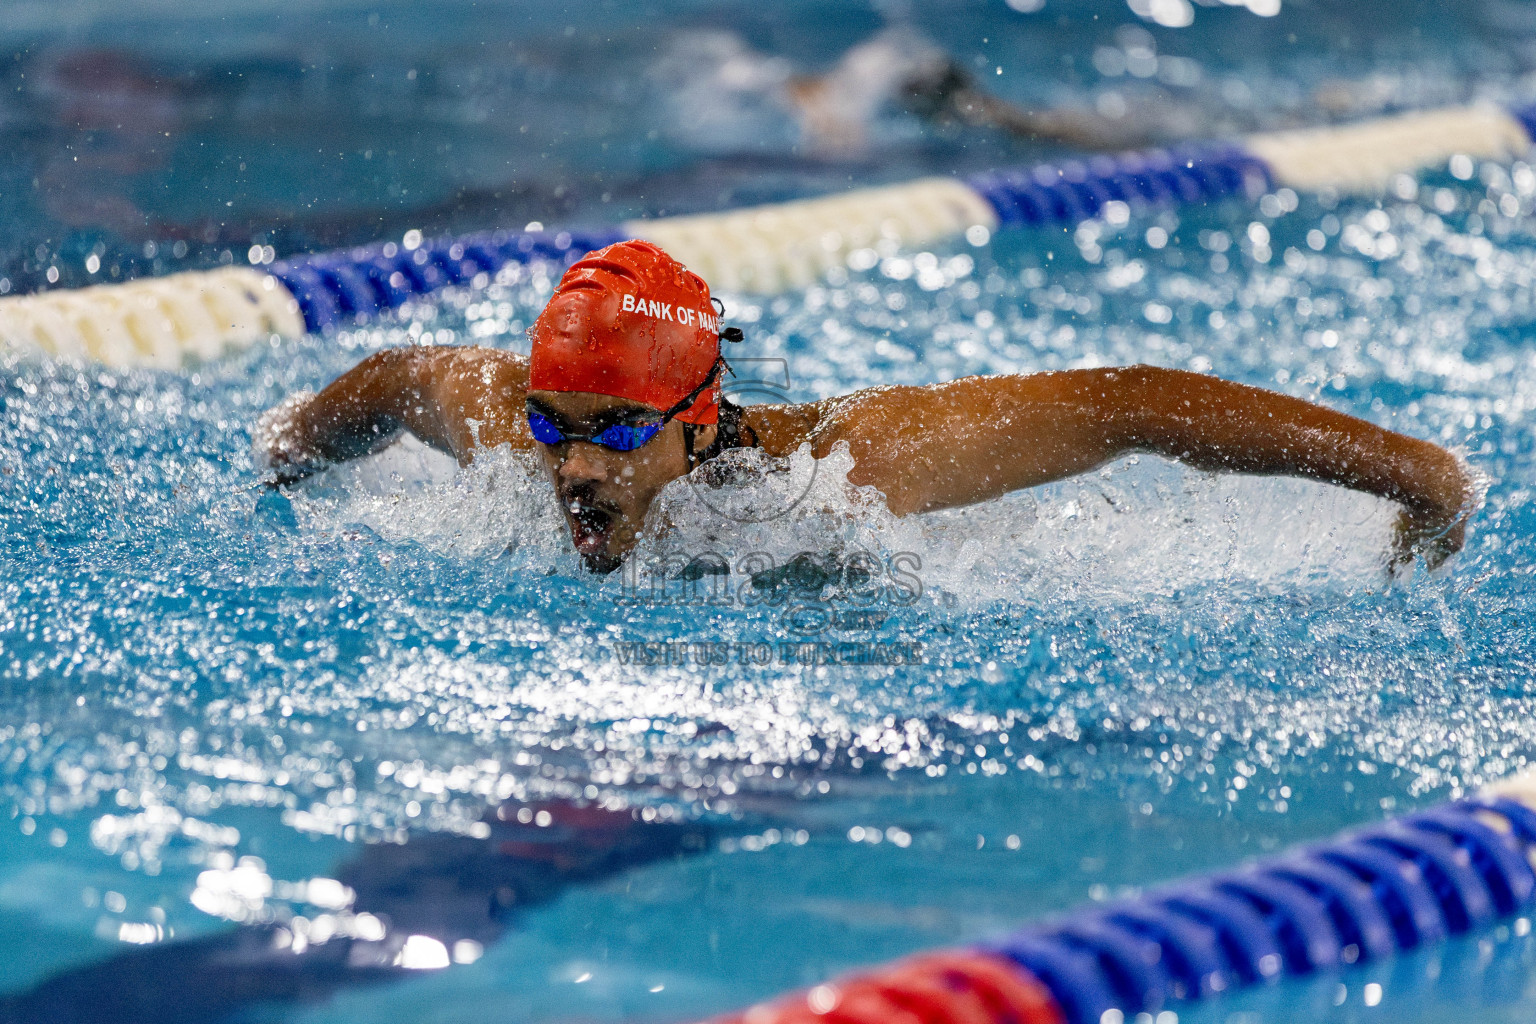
xmin=527 ymin=357 xmax=727 ymax=450
xmin=660 ymin=357 xmax=727 ymax=421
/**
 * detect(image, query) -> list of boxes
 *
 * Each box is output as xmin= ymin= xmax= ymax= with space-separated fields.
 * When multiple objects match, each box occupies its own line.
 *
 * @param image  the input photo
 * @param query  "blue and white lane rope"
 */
xmin=696 ymin=774 xmax=1536 ymax=1024
xmin=2 ymin=101 xmax=1535 ymax=368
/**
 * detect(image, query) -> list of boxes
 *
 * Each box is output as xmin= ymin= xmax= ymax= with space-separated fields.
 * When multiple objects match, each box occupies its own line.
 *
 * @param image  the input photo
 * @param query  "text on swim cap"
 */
xmin=621 ymin=293 xmax=720 ymax=333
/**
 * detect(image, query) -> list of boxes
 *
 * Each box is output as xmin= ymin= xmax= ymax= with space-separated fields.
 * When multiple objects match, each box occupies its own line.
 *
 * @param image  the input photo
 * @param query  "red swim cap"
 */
xmin=528 ymin=239 xmax=722 ymax=425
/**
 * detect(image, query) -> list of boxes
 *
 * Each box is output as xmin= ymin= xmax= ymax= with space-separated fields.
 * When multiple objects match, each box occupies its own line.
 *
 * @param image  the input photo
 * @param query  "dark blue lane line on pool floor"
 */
xmin=0 ymin=803 xmax=723 ymax=1024
xmin=983 ymin=801 xmax=1536 ymax=1024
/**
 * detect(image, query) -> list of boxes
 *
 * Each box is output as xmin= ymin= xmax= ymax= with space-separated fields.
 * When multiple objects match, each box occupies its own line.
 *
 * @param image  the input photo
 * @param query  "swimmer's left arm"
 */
xmin=812 ymin=365 xmax=1475 ymax=567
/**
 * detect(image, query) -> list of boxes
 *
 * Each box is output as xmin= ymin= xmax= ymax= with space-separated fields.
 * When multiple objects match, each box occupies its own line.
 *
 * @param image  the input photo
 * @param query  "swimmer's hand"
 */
xmin=1387 ymin=456 xmax=1477 ymax=575
xmin=252 ymin=389 xmax=324 ymax=489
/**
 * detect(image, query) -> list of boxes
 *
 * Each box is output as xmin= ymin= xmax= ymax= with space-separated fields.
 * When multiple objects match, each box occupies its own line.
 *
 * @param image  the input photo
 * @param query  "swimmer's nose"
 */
xmin=556 ymin=443 xmax=611 ymax=486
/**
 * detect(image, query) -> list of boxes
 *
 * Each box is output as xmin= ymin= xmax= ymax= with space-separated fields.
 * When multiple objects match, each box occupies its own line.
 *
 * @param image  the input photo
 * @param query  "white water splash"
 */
xmin=628 ymin=439 xmax=1396 ymax=607
xmin=296 ymin=433 xmax=1402 ymax=608
xmin=289 ymin=437 xmax=570 ymax=563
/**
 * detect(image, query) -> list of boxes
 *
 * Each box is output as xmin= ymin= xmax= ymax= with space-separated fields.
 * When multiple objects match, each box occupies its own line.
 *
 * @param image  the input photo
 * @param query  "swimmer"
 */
xmin=257 ymin=239 xmax=1476 ymax=575
xmin=656 ymin=26 xmax=1161 ymax=160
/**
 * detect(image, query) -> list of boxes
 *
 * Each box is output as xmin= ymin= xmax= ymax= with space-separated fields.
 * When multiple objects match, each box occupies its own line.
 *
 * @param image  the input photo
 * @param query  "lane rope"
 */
xmin=700 ymin=772 xmax=1536 ymax=1024
xmin=2 ymin=101 xmax=1534 ymax=368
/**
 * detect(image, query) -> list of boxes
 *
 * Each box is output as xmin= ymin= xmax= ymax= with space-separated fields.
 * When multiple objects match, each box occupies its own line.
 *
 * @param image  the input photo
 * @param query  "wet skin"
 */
xmin=523 ymin=390 xmax=712 ymax=573
xmin=260 ymin=345 xmax=1477 ymax=573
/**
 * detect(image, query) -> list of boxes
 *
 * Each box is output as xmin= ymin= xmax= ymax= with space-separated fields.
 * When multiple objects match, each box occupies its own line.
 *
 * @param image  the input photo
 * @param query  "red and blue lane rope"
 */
xmin=707 ymin=795 xmax=1536 ymax=1024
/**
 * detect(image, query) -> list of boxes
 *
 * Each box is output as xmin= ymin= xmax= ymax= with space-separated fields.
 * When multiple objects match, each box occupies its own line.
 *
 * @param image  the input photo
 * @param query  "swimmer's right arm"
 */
xmin=254 ymin=346 xmax=532 ymax=485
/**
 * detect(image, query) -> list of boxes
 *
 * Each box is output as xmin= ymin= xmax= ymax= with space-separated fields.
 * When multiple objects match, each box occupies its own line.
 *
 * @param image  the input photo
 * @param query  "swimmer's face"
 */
xmin=526 ymin=390 xmax=704 ymax=574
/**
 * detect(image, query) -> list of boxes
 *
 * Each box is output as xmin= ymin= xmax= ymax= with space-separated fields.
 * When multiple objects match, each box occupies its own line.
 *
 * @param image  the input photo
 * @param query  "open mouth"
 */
xmin=564 ymin=494 xmax=620 ymax=556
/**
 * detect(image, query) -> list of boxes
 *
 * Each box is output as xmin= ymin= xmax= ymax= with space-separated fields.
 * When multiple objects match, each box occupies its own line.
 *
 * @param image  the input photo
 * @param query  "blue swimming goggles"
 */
xmin=527 ymin=358 xmax=726 ymax=452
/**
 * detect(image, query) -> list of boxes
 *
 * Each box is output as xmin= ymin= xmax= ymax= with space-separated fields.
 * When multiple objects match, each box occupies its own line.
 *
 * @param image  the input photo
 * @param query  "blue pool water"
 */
xmin=5 ymin=2 xmax=1536 ymax=1022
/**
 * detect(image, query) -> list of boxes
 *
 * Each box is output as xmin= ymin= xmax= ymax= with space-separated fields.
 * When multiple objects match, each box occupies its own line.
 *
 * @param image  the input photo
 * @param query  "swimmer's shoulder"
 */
xmin=433 ymin=345 xmax=529 ymax=387
xmin=414 ymin=346 xmax=534 ymax=455
xmin=741 ymin=386 xmax=905 ymax=457
xmin=741 ymin=400 xmax=820 ymax=457
xmin=412 ymin=345 xmax=529 ymax=404
xmin=748 ymin=380 xmax=1007 ymax=459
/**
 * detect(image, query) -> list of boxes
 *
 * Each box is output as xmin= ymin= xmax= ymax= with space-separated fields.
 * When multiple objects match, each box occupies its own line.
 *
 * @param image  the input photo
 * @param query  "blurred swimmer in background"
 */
xmin=650 ymin=25 xmax=1178 ymax=161
xmin=17 ymin=24 xmax=1210 ymax=257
